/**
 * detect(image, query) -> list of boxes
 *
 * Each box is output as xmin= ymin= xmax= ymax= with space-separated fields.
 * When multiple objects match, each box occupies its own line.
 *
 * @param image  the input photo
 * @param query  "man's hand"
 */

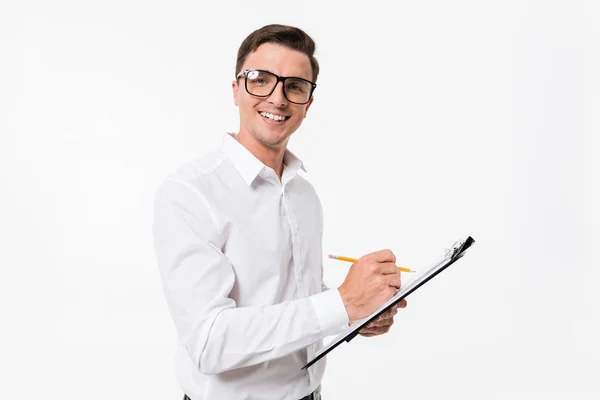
xmin=358 ymin=299 xmax=407 ymax=337
xmin=338 ymin=249 xmax=401 ymax=323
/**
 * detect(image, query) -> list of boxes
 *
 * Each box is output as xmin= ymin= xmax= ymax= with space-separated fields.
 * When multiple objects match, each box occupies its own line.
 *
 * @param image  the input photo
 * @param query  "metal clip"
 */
xmin=445 ymin=239 xmax=464 ymax=259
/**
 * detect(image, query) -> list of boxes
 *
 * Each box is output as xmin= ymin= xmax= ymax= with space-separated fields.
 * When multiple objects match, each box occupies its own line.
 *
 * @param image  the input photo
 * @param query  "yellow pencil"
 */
xmin=328 ymin=254 xmax=416 ymax=273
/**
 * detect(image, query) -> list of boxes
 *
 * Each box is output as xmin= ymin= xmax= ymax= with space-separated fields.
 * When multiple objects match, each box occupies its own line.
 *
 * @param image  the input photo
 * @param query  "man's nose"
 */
xmin=267 ymin=81 xmax=288 ymax=107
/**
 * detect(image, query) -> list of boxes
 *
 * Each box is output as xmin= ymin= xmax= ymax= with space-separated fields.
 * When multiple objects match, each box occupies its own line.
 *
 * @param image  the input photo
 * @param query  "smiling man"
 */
xmin=153 ymin=24 xmax=406 ymax=400
xmin=232 ymin=39 xmax=317 ymax=175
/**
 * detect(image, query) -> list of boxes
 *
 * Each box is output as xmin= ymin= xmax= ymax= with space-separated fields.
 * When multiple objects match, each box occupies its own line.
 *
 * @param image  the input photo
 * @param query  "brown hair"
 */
xmin=235 ymin=24 xmax=319 ymax=83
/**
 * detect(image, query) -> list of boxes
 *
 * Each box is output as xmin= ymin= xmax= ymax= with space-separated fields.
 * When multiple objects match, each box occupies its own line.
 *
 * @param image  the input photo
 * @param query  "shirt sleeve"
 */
xmin=153 ymin=179 xmax=349 ymax=375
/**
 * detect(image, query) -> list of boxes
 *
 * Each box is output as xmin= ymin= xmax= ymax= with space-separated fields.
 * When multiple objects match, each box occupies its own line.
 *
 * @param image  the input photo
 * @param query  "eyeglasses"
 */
xmin=236 ymin=69 xmax=316 ymax=105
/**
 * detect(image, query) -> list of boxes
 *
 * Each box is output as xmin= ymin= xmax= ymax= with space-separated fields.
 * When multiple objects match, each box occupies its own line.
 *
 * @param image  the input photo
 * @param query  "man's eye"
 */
xmin=287 ymin=82 xmax=305 ymax=92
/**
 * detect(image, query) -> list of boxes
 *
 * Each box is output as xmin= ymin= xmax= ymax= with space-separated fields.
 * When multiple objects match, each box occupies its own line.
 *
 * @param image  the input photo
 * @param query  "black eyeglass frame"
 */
xmin=236 ymin=69 xmax=317 ymax=105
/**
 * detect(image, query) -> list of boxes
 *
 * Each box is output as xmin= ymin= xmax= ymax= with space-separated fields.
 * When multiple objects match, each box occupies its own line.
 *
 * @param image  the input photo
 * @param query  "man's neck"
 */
xmin=235 ymin=131 xmax=287 ymax=180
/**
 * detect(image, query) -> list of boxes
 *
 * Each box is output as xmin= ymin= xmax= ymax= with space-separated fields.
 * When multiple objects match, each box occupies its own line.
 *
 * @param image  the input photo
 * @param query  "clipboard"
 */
xmin=302 ymin=236 xmax=475 ymax=370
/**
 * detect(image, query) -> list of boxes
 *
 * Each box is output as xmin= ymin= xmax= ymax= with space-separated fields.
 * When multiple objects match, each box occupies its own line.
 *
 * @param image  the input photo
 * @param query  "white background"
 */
xmin=1 ymin=1 xmax=598 ymax=399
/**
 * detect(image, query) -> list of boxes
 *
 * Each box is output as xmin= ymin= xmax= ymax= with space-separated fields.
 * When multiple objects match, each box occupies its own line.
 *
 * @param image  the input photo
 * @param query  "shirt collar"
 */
xmin=221 ymin=133 xmax=306 ymax=186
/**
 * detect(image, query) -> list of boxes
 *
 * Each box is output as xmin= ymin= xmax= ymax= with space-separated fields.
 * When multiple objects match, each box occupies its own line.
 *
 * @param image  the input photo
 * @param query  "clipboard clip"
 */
xmin=444 ymin=236 xmax=475 ymax=260
xmin=445 ymin=239 xmax=466 ymax=260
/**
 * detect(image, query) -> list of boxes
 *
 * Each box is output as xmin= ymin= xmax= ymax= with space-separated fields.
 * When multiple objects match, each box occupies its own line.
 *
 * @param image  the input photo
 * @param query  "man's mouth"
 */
xmin=259 ymin=111 xmax=290 ymax=122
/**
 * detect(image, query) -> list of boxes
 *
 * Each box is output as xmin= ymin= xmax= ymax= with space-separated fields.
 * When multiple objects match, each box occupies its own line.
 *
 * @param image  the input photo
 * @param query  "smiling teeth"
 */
xmin=260 ymin=112 xmax=286 ymax=121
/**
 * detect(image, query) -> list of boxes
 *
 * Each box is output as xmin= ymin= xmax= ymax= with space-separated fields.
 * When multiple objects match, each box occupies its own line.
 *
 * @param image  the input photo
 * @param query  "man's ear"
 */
xmin=232 ymin=80 xmax=240 ymax=106
xmin=303 ymin=96 xmax=314 ymax=118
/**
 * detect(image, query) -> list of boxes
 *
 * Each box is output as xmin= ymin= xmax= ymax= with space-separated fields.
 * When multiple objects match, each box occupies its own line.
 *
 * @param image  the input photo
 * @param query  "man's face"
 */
xmin=232 ymin=42 xmax=314 ymax=149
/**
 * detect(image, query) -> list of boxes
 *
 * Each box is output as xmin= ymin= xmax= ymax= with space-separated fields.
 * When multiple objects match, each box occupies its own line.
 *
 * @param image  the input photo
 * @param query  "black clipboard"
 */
xmin=302 ymin=236 xmax=475 ymax=370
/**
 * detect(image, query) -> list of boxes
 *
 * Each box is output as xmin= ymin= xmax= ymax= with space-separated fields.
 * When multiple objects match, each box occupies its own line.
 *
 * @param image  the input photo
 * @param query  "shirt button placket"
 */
xmin=281 ymin=184 xmax=305 ymax=297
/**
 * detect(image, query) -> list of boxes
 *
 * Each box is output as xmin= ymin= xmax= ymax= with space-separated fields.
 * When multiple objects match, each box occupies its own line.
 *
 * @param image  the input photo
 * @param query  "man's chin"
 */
xmin=253 ymin=131 xmax=290 ymax=149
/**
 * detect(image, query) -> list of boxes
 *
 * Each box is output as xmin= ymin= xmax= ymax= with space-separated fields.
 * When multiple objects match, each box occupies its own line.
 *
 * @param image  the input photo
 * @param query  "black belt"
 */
xmin=183 ymin=386 xmax=321 ymax=400
xmin=300 ymin=386 xmax=321 ymax=400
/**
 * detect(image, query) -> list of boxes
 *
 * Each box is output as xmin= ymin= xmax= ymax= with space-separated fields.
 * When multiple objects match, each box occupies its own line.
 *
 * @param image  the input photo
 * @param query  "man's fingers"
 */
xmin=360 ymin=299 xmax=405 ymax=334
xmin=381 ymin=307 xmax=397 ymax=319
xmin=370 ymin=249 xmax=396 ymax=264
xmin=380 ymin=262 xmax=400 ymax=275
xmin=365 ymin=305 xmax=399 ymax=329
xmin=396 ymin=299 xmax=408 ymax=308
xmin=367 ymin=316 xmax=394 ymax=328
xmin=383 ymin=273 xmax=401 ymax=289
xmin=360 ymin=324 xmax=393 ymax=336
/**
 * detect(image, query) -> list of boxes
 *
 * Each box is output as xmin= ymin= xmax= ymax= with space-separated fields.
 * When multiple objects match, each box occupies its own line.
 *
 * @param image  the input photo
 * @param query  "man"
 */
xmin=153 ymin=24 xmax=407 ymax=400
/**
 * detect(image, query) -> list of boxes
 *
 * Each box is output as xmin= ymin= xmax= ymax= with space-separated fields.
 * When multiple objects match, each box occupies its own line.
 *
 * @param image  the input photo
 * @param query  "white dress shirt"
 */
xmin=152 ymin=133 xmax=350 ymax=400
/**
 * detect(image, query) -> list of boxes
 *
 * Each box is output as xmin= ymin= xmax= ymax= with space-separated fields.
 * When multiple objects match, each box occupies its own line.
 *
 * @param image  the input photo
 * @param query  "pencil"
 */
xmin=328 ymin=254 xmax=416 ymax=273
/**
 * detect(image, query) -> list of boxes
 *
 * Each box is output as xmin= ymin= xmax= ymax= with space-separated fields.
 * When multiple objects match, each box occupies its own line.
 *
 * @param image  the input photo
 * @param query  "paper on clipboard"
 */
xmin=302 ymin=236 xmax=475 ymax=370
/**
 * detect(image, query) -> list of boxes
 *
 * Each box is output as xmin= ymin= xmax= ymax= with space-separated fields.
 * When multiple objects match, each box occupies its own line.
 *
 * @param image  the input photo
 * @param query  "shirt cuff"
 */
xmin=309 ymin=288 xmax=350 ymax=336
